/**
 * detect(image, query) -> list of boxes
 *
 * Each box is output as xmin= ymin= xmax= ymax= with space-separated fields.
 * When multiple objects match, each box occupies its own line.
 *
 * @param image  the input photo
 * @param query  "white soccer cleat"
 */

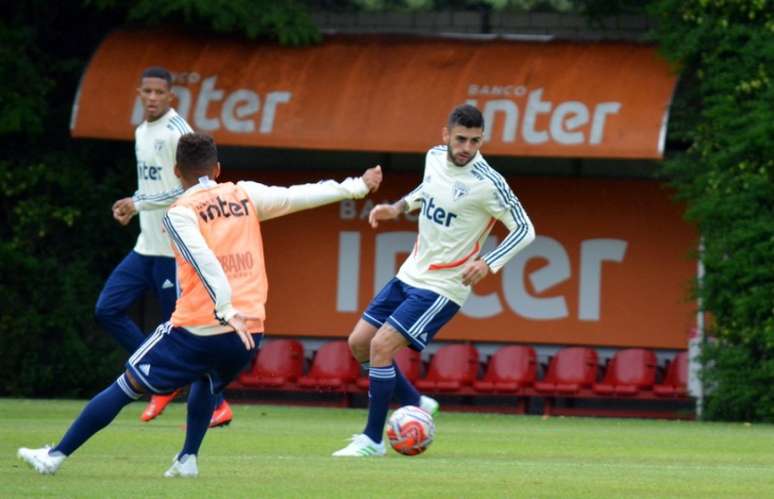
xmin=163 ymin=453 xmax=198 ymax=478
xmin=419 ymin=395 xmax=440 ymax=416
xmin=332 ymin=434 xmax=386 ymax=457
xmin=17 ymin=446 xmax=65 ymax=475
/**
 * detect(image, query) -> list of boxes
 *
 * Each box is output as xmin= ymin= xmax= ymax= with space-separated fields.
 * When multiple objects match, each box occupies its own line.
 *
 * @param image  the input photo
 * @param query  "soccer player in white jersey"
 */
xmin=95 ymin=67 xmax=232 ymax=427
xmin=333 ymin=104 xmax=536 ymax=457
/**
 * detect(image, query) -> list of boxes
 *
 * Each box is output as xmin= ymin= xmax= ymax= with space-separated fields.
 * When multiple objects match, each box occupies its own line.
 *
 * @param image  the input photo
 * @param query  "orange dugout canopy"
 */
xmin=70 ymin=30 xmax=697 ymax=349
xmin=71 ymin=30 xmax=677 ymax=159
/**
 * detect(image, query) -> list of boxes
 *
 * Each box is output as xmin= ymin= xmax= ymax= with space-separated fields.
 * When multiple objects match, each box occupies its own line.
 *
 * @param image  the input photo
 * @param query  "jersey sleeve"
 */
xmin=237 ymin=177 xmax=370 ymax=221
xmin=402 ymin=183 xmax=424 ymax=212
xmin=479 ymin=176 xmax=536 ymax=273
xmin=132 ymin=185 xmax=185 ymax=211
xmin=132 ymin=126 xmax=189 ymax=211
xmin=163 ymin=206 xmax=238 ymax=323
xmin=165 ymin=115 xmax=193 ymax=162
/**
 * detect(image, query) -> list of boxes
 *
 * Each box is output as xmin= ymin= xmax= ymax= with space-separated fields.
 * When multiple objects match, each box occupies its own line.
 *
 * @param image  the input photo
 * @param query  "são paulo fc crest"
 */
xmin=154 ymin=139 xmax=165 ymax=152
xmin=452 ymin=181 xmax=469 ymax=201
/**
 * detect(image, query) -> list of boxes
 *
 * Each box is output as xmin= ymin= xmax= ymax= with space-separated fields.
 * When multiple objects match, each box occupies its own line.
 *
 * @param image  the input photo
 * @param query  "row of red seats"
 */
xmin=230 ymin=340 xmax=689 ymax=400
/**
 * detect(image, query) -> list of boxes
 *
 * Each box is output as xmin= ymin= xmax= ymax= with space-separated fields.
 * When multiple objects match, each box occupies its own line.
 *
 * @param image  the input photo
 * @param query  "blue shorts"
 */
xmin=362 ymin=278 xmax=460 ymax=351
xmin=125 ymin=322 xmax=262 ymax=395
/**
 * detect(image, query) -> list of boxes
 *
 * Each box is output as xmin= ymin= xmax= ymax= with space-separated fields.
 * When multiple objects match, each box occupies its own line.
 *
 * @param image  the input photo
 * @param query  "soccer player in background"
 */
xmin=333 ymin=104 xmax=535 ymax=457
xmin=96 ymin=66 xmax=232 ymax=427
xmin=18 ymin=132 xmax=383 ymax=476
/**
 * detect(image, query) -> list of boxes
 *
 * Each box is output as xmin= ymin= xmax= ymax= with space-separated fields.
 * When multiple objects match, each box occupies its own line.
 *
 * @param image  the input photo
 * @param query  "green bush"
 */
xmin=0 ymin=149 xmax=136 ymax=396
xmin=0 ymin=1 xmax=320 ymax=397
xmin=651 ymin=0 xmax=774 ymax=420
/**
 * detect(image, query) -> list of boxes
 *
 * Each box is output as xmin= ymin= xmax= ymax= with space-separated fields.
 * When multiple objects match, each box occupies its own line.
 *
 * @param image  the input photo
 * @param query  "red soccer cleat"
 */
xmin=140 ymin=389 xmax=181 ymax=422
xmin=208 ymin=400 xmax=233 ymax=428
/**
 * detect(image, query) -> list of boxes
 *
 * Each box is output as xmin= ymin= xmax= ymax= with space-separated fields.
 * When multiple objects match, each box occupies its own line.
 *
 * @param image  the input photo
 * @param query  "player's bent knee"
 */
xmin=348 ymin=334 xmax=369 ymax=360
xmin=348 ymin=320 xmax=378 ymax=360
xmin=370 ymin=327 xmax=407 ymax=364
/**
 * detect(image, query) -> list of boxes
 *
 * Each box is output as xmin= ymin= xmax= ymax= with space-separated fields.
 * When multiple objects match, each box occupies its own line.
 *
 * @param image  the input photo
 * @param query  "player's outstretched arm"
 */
xmin=241 ymin=165 xmax=382 ymax=221
xmin=368 ymin=199 xmax=407 ymax=229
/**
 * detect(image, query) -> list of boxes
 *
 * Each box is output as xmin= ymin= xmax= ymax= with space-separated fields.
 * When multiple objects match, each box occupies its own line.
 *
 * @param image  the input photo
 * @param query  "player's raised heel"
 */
xmin=164 ymin=453 xmax=198 ymax=478
xmin=17 ymin=446 xmax=65 ymax=475
xmin=419 ymin=395 xmax=440 ymax=416
xmin=332 ymin=434 xmax=386 ymax=457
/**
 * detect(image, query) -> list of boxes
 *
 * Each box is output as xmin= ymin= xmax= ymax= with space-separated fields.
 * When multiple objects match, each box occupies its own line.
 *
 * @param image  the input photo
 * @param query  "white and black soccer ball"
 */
xmin=386 ymin=405 xmax=435 ymax=456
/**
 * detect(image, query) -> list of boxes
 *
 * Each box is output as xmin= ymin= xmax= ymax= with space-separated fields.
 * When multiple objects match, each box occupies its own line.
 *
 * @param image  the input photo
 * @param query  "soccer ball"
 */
xmin=386 ymin=405 xmax=435 ymax=456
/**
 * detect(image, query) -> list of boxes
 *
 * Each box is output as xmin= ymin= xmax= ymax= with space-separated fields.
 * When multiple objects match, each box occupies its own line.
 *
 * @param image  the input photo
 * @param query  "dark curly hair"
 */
xmin=176 ymin=133 xmax=218 ymax=177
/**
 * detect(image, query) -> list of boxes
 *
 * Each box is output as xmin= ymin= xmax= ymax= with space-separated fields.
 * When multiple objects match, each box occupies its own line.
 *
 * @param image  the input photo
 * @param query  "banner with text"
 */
xmin=72 ymin=30 xmax=677 ymax=159
xmin=222 ymin=170 xmax=697 ymax=349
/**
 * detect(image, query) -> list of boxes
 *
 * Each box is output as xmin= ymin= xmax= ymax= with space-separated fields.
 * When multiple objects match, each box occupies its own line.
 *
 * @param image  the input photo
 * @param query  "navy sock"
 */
xmin=393 ymin=362 xmax=420 ymax=407
xmin=363 ymin=365 xmax=396 ymax=444
xmin=180 ymin=379 xmax=216 ymax=457
xmin=53 ymin=377 xmax=138 ymax=456
xmin=213 ymin=392 xmax=225 ymax=408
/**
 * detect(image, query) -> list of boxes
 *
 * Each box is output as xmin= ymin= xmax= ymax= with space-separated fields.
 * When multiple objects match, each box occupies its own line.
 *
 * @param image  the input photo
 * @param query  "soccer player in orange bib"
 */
xmin=18 ymin=133 xmax=382 ymax=477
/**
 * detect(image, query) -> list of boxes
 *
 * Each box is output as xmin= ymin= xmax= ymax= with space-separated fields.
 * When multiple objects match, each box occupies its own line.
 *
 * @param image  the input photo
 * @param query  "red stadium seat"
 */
xmin=473 ymin=345 xmax=537 ymax=393
xmin=654 ymin=351 xmax=689 ymax=398
xmin=593 ymin=348 xmax=658 ymax=396
xmin=237 ymin=339 xmax=304 ymax=389
xmin=534 ymin=347 xmax=598 ymax=395
xmin=415 ymin=344 xmax=479 ymax=392
xmin=298 ymin=341 xmax=360 ymax=390
xmin=356 ymin=347 xmax=422 ymax=389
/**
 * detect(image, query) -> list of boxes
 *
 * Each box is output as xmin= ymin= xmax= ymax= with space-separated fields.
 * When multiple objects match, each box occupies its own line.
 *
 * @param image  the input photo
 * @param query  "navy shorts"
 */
xmin=125 ymin=322 xmax=262 ymax=395
xmin=362 ymin=277 xmax=460 ymax=351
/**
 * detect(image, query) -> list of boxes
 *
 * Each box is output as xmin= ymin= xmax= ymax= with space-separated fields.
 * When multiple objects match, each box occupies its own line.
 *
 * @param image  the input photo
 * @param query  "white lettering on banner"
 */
xmin=466 ymin=86 xmax=621 ymax=147
xmin=468 ymin=84 xmax=528 ymax=97
xmin=578 ymin=239 xmax=627 ymax=320
xmin=195 ymin=76 xmax=223 ymax=130
xmin=374 ymin=232 xmax=417 ymax=292
xmin=131 ymin=76 xmax=291 ymax=134
xmin=336 ymin=232 xmax=361 ymax=312
xmin=260 ymin=92 xmax=291 ymax=133
xmin=172 ymin=72 xmax=200 ymax=85
xmin=339 ymin=200 xmax=358 ymax=220
xmin=335 ymin=230 xmax=627 ymax=321
xmin=500 ymin=236 xmax=571 ymax=320
xmin=223 ymin=89 xmax=259 ymax=132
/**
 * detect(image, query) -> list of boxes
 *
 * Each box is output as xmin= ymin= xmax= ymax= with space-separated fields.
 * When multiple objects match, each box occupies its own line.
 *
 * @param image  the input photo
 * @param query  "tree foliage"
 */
xmin=0 ymin=0 xmax=320 ymax=396
xmin=339 ymin=0 xmax=577 ymax=11
xmin=650 ymin=0 xmax=774 ymax=421
xmin=88 ymin=0 xmax=320 ymax=45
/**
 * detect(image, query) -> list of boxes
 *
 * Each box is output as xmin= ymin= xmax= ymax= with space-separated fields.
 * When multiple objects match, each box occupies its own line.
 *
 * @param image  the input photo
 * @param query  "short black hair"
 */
xmin=176 ymin=133 xmax=218 ymax=176
xmin=141 ymin=66 xmax=172 ymax=88
xmin=448 ymin=104 xmax=484 ymax=130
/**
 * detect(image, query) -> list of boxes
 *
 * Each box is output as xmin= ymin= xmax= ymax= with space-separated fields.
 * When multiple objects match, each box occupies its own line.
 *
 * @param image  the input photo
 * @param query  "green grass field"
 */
xmin=2 ymin=398 xmax=774 ymax=498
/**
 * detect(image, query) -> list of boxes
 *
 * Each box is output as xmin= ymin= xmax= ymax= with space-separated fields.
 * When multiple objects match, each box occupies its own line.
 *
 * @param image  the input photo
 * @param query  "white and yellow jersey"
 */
xmin=131 ymin=108 xmax=192 ymax=257
xmin=397 ymin=146 xmax=535 ymax=306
